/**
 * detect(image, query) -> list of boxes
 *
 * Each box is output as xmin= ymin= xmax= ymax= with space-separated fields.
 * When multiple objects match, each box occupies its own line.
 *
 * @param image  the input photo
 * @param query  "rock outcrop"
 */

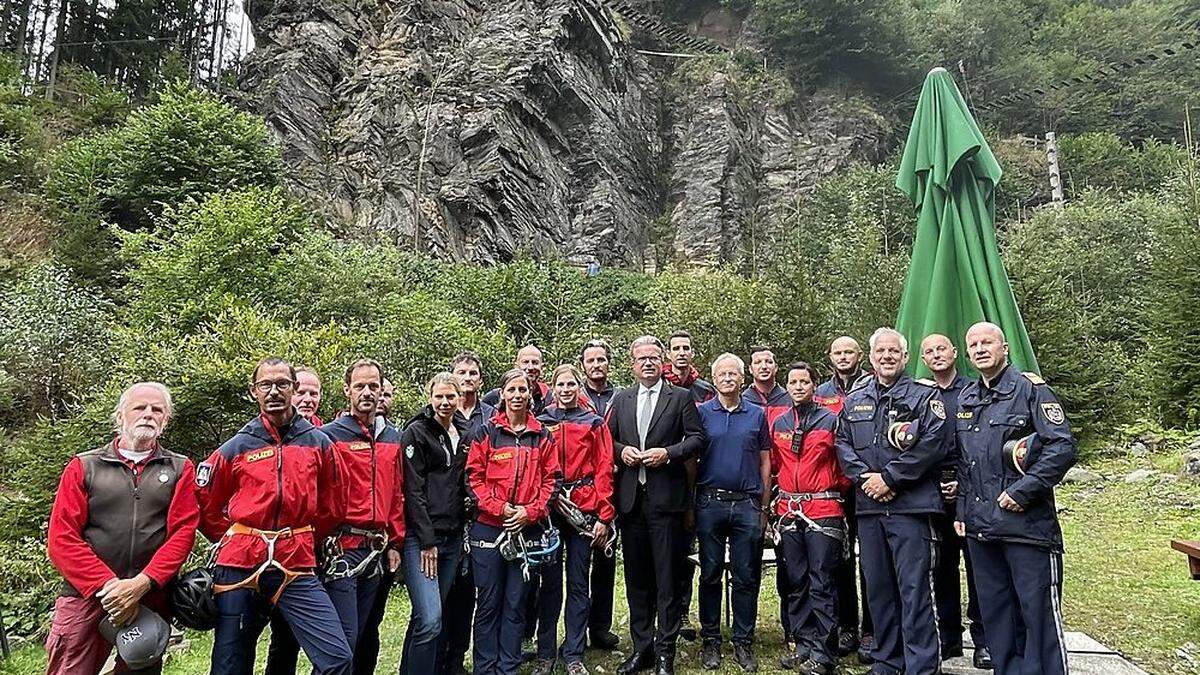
xmin=239 ymin=0 xmax=888 ymax=266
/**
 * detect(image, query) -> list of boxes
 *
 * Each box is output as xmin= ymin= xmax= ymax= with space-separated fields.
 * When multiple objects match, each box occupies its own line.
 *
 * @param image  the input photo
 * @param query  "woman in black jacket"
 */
xmin=399 ymin=372 xmax=472 ymax=674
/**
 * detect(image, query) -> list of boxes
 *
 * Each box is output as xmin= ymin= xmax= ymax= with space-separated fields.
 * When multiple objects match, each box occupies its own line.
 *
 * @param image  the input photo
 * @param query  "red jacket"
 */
xmin=466 ymin=411 xmax=560 ymax=529
xmin=47 ymin=443 xmax=199 ymax=598
xmin=538 ymin=405 xmax=615 ymax=523
xmin=198 ymin=412 xmax=334 ymax=570
xmin=771 ymin=403 xmax=849 ymax=520
xmin=322 ymin=414 xmax=405 ymax=548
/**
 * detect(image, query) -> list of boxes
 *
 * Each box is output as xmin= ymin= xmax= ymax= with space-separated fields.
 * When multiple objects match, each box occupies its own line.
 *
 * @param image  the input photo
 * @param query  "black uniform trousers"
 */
xmin=932 ymin=512 xmax=985 ymax=650
xmin=588 ymin=540 xmax=617 ymax=635
xmin=780 ymin=518 xmax=844 ymax=666
xmin=967 ymin=538 xmax=1068 ymax=675
xmin=858 ymin=513 xmax=940 ymax=675
xmin=621 ymin=487 xmax=688 ymax=659
xmin=835 ymin=495 xmax=874 ymax=638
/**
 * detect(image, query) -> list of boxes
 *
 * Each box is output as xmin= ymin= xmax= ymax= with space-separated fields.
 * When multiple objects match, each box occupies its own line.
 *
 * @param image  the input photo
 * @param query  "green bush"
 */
xmin=1003 ymin=189 xmax=1182 ymax=438
xmin=1147 ymin=174 xmax=1200 ymax=426
xmin=0 ymin=536 xmax=60 ymax=638
xmin=766 ymin=161 xmax=916 ymax=361
xmin=0 ymin=263 xmax=114 ymax=422
xmin=1059 ymin=133 xmax=1186 ymax=196
xmin=44 ymin=82 xmax=282 ymax=282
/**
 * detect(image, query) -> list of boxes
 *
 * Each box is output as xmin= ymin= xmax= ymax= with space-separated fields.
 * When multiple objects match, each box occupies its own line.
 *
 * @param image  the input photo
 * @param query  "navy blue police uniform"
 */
xmin=835 ymin=373 xmax=946 ymax=675
xmin=928 ymin=373 xmax=988 ymax=657
xmin=955 ymin=365 xmax=1076 ymax=675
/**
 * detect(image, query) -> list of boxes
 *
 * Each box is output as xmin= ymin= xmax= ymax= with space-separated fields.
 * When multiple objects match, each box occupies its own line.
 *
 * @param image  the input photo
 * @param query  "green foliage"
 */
xmin=1003 ymin=190 xmax=1175 ymax=437
xmin=767 ymin=161 xmax=915 ymax=359
xmin=0 ymin=263 xmax=114 ymax=422
xmin=44 ymin=82 xmax=283 ymax=281
xmin=1059 ymin=133 xmax=1186 ymax=195
xmin=1147 ymin=189 xmax=1200 ymax=426
xmin=0 ymin=536 xmax=60 ymax=638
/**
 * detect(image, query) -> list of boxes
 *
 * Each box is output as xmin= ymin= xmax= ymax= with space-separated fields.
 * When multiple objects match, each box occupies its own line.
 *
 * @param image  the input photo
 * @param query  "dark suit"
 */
xmin=607 ymin=380 xmax=704 ymax=659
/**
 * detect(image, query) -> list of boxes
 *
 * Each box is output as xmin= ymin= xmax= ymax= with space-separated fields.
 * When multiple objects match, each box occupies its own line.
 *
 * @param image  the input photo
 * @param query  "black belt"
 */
xmin=563 ymin=476 xmax=595 ymax=489
xmin=701 ymin=487 xmax=758 ymax=502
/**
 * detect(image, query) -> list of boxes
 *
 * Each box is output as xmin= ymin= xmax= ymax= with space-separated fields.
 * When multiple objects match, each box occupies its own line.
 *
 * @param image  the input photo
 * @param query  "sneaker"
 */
xmin=732 ymin=643 xmax=757 ymax=672
xmin=943 ymin=644 xmax=965 ymax=659
xmin=837 ymin=629 xmax=858 ymax=656
xmin=973 ymin=646 xmax=993 ymax=669
xmin=856 ymin=634 xmax=875 ymax=665
xmin=701 ymin=640 xmax=721 ymax=670
xmin=796 ymin=658 xmax=835 ymax=675
xmin=567 ymin=662 xmax=589 ymax=675
xmin=531 ymin=658 xmax=556 ymax=675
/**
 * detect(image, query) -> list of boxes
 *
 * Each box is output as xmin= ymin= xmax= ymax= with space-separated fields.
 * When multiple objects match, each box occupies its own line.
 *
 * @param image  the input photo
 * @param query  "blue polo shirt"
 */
xmin=697 ymin=396 xmax=772 ymax=494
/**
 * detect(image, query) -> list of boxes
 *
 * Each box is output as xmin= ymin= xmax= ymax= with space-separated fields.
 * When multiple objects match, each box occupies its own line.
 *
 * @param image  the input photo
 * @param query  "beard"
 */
xmin=127 ymin=424 xmax=159 ymax=443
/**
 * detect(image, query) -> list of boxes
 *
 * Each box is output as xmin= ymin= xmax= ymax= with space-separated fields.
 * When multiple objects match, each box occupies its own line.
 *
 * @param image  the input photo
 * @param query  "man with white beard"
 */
xmin=45 ymin=382 xmax=199 ymax=675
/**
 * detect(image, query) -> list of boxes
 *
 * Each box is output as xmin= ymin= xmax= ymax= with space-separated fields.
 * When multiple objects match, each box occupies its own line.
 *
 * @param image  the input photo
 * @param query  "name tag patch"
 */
xmin=957 ymin=411 xmax=974 ymax=419
xmin=246 ymin=448 xmax=275 ymax=463
xmin=492 ymin=451 xmax=513 ymax=461
xmin=349 ymin=442 xmax=370 ymax=451
xmin=852 ymin=404 xmax=874 ymax=412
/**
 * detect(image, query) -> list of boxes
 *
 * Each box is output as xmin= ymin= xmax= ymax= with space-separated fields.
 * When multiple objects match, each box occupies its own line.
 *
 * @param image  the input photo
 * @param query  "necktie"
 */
xmin=638 ymin=388 xmax=654 ymax=484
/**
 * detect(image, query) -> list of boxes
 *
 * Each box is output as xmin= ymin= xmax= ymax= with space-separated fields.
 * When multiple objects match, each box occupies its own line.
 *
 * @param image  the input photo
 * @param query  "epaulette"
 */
xmin=914 ymin=378 xmax=936 ymax=387
xmin=1023 ymin=372 xmax=1046 ymax=385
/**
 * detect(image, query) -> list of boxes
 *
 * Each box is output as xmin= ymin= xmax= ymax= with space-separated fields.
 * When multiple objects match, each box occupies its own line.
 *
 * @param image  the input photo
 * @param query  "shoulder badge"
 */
xmin=196 ymin=462 xmax=212 ymax=488
xmin=929 ymin=399 xmax=946 ymax=420
xmin=405 ymin=445 xmax=415 ymax=459
xmin=915 ymin=378 xmax=936 ymax=387
xmin=1023 ymin=372 xmax=1046 ymax=386
xmin=1041 ymin=402 xmax=1065 ymax=425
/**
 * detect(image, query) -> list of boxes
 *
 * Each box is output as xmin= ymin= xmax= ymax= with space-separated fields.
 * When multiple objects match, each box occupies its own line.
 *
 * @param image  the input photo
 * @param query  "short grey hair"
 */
xmin=868 ymin=327 xmax=908 ymax=354
xmin=111 ymin=382 xmax=173 ymax=432
xmin=628 ymin=335 xmax=665 ymax=358
xmin=710 ymin=352 xmax=745 ymax=376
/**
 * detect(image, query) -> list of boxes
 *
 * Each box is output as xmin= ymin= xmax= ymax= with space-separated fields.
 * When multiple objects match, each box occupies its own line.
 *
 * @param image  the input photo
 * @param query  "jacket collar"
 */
xmin=492 ymin=409 xmax=544 ymax=434
xmin=241 ymin=408 xmax=315 ymax=445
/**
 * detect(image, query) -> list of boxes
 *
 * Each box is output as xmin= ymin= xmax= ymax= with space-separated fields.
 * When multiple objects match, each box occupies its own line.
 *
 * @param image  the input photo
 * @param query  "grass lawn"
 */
xmin=5 ymin=451 xmax=1200 ymax=674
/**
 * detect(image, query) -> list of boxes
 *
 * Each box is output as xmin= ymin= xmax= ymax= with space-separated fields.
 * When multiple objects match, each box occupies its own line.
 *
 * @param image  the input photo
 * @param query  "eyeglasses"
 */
xmin=633 ymin=355 xmax=662 ymax=363
xmin=253 ymin=379 xmax=295 ymax=393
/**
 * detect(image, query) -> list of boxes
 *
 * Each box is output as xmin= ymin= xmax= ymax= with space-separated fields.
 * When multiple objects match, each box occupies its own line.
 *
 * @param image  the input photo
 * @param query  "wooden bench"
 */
xmin=1171 ymin=539 xmax=1200 ymax=579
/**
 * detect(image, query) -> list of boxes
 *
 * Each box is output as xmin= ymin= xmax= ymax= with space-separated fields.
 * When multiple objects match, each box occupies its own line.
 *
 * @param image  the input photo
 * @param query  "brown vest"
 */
xmin=61 ymin=444 xmax=187 ymax=597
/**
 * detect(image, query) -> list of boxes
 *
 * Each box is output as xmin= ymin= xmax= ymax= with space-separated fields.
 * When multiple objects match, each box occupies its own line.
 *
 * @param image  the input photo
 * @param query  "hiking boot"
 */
xmin=701 ymin=640 xmax=721 ymax=670
xmin=566 ymin=661 xmax=589 ymax=675
xmin=732 ymin=643 xmax=757 ymax=672
xmin=837 ymin=629 xmax=858 ymax=656
xmin=531 ymin=658 xmax=556 ymax=675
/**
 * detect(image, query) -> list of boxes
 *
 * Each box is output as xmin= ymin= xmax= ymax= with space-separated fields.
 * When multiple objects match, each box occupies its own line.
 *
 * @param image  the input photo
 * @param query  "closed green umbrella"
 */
xmin=895 ymin=67 xmax=1039 ymax=378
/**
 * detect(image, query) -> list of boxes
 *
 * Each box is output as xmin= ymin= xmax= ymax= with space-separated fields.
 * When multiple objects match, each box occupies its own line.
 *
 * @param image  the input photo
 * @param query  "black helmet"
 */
xmin=99 ymin=605 xmax=170 ymax=669
xmin=170 ymin=568 xmax=219 ymax=631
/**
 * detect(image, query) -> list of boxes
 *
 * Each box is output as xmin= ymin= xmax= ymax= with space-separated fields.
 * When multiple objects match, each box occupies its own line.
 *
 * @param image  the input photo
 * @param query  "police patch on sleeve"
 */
xmin=929 ymin=399 xmax=946 ymax=420
xmin=196 ymin=462 xmax=212 ymax=487
xmin=1041 ymin=402 xmax=1065 ymax=425
xmin=405 ymin=445 xmax=415 ymax=459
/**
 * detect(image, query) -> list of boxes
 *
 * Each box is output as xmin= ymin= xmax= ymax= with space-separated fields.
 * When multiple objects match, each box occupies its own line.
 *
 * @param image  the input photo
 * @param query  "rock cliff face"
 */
xmin=239 ymin=0 xmax=888 ymax=267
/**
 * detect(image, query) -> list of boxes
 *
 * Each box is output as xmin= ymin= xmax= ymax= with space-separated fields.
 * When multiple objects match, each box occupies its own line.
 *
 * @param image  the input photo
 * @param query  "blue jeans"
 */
xmin=695 ymin=492 xmax=763 ymax=645
xmin=471 ymin=522 xmax=530 ymax=675
xmin=400 ymin=533 xmax=463 ymax=674
xmin=323 ymin=547 xmax=385 ymax=658
xmin=536 ymin=524 xmax=593 ymax=663
xmin=211 ymin=566 xmax=351 ymax=675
